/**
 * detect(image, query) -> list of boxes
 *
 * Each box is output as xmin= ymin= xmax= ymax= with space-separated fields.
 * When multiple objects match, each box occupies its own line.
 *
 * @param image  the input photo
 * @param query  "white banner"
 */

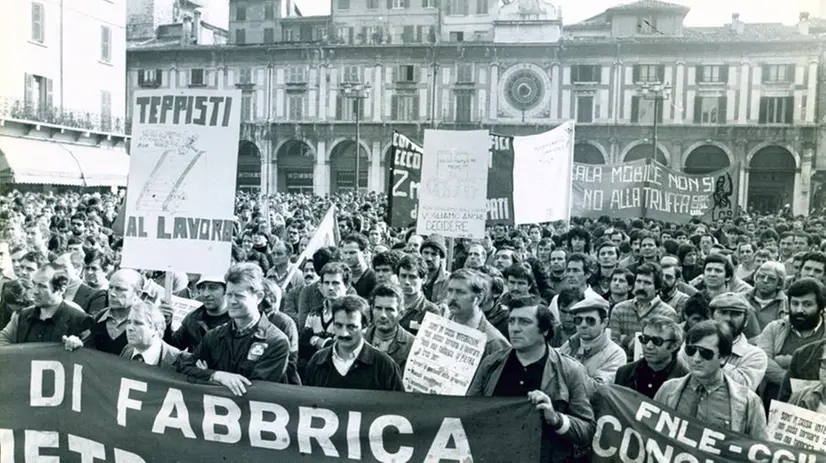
xmin=416 ymin=129 xmax=489 ymax=239
xmin=512 ymin=120 xmax=575 ymax=224
xmin=121 ymin=89 xmax=241 ymax=275
xmin=402 ymin=312 xmax=487 ymax=396
xmin=768 ymin=399 xmax=826 ymax=452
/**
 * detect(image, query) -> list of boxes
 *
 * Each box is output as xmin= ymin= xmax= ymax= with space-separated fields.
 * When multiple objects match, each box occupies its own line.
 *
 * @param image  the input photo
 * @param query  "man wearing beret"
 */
xmin=679 ymin=292 xmax=767 ymax=390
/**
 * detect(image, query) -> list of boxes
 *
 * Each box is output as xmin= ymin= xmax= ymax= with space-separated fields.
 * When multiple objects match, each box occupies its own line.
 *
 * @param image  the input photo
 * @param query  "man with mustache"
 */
xmin=165 ymin=275 xmax=229 ymax=352
xmin=304 ymin=295 xmax=403 ymax=391
xmin=445 ymin=269 xmax=510 ymax=360
xmin=680 ymin=292 xmax=767 ymax=391
xmin=756 ymin=278 xmax=826 ymax=406
xmin=615 ymin=315 xmax=688 ymax=399
xmin=608 ymin=263 xmax=678 ymax=360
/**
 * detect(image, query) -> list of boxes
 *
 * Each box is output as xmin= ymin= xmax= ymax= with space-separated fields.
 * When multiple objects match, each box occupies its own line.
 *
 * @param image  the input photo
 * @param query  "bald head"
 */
xmin=108 ymin=269 xmax=144 ymax=310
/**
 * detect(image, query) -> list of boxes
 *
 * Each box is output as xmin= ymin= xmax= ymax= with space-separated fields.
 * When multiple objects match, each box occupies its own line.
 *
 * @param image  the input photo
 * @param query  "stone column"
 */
xmin=315 ymin=140 xmax=328 ymax=196
xmin=370 ymin=140 xmax=382 ymax=192
xmin=795 ymin=144 xmax=814 ymax=215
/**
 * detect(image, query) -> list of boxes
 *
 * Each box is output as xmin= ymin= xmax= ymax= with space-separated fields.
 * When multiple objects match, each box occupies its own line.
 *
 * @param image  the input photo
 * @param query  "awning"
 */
xmin=0 ymin=136 xmax=128 ymax=187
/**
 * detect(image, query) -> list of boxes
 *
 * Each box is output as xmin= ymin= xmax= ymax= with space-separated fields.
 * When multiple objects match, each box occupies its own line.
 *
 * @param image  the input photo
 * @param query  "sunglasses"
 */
xmin=638 ymin=334 xmax=672 ymax=347
xmin=574 ymin=316 xmax=599 ymax=326
xmin=684 ymin=344 xmax=717 ymax=361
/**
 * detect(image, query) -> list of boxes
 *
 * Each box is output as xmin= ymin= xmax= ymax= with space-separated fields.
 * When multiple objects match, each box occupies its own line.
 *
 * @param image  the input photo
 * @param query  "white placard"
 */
xmin=791 ymin=379 xmax=821 ymax=393
xmin=169 ymin=295 xmax=203 ymax=332
xmin=121 ymin=89 xmax=241 ymax=275
xmin=512 ymin=120 xmax=575 ymax=225
xmin=767 ymin=400 xmax=826 ymax=452
xmin=416 ymin=129 xmax=489 ymax=239
xmin=402 ymin=312 xmax=487 ymax=396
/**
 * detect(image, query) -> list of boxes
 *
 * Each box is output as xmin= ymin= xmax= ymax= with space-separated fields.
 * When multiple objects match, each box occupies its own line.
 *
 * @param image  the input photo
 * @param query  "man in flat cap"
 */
xmin=559 ymin=298 xmax=626 ymax=397
xmin=679 ymin=292 xmax=767 ymax=390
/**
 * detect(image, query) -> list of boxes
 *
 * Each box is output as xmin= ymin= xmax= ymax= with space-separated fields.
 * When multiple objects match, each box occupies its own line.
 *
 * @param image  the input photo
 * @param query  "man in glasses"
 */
xmin=655 ymin=320 xmax=768 ymax=439
xmin=559 ymin=298 xmax=626 ymax=397
xmin=468 ymin=295 xmax=595 ymax=463
xmin=614 ymin=315 xmax=688 ymax=399
xmin=680 ymin=292 xmax=767 ymax=391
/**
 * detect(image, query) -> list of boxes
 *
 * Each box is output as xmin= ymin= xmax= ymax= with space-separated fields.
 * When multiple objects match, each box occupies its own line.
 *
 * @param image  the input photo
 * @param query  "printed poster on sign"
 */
xmin=121 ymin=89 xmax=241 ymax=275
xmin=768 ymin=400 xmax=826 ymax=452
xmin=512 ymin=121 xmax=575 ymax=225
xmin=402 ymin=312 xmax=487 ymax=396
xmin=416 ymin=129 xmax=490 ymax=239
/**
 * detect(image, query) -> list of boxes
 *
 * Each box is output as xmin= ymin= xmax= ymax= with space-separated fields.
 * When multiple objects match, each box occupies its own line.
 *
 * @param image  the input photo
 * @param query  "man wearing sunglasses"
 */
xmin=655 ymin=320 xmax=768 ymax=439
xmin=683 ymin=292 xmax=767 ymax=391
xmin=614 ymin=315 xmax=688 ymax=399
xmin=559 ymin=298 xmax=626 ymax=397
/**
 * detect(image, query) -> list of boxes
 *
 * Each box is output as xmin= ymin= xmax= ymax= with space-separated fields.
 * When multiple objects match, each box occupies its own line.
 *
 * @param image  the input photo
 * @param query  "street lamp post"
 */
xmin=639 ymin=82 xmax=672 ymax=162
xmin=342 ymin=82 xmax=371 ymax=192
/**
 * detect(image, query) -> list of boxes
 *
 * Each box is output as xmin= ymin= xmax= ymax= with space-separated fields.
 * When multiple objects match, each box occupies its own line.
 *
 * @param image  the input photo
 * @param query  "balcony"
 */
xmin=0 ymin=96 xmax=129 ymax=136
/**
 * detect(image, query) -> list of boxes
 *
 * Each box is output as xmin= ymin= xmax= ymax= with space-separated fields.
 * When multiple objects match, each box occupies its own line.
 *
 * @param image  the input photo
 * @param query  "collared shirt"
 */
xmin=493 ymin=345 xmax=548 ymax=397
xmin=676 ymin=373 xmax=732 ymax=430
xmin=633 ymin=358 xmax=679 ymax=399
xmin=25 ymin=305 xmax=68 ymax=343
xmin=97 ymin=308 xmax=129 ymax=340
xmin=132 ymin=338 xmax=163 ymax=366
xmin=232 ymin=313 xmax=261 ymax=337
xmin=722 ymin=334 xmax=768 ymax=390
xmin=332 ymin=340 xmax=364 ymax=376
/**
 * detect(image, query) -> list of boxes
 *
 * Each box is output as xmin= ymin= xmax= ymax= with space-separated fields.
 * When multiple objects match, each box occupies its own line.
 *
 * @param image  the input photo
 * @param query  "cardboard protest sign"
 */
xmin=0 ymin=344 xmax=541 ymax=462
xmin=402 ymin=312 xmax=487 ymax=396
xmin=416 ymin=130 xmax=490 ymax=239
xmin=512 ymin=121 xmax=575 ymax=225
xmin=169 ymin=295 xmax=203 ymax=331
xmin=571 ymin=159 xmax=739 ymax=223
xmin=768 ymin=400 xmax=826 ymax=452
xmin=121 ymin=89 xmax=241 ymax=275
xmin=591 ymin=385 xmax=826 ymax=462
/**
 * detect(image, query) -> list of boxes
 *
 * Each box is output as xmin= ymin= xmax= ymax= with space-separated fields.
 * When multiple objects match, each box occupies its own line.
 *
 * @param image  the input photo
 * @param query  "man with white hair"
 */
xmin=744 ymin=261 xmax=788 ymax=332
xmin=90 ymin=269 xmax=144 ymax=355
xmin=53 ymin=251 xmax=106 ymax=315
xmin=121 ymin=301 xmax=184 ymax=370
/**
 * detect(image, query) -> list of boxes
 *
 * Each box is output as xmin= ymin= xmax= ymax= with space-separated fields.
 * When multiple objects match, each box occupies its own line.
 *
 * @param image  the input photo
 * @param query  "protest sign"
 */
xmin=169 ymin=295 xmax=203 ymax=331
xmin=388 ymin=131 xmax=422 ymax=227
xmin=768 ymin=400 xmax=826 ymax=452
xmin=0 ymin=344 xmax=540 ymax=462
xmin=512 ymin=121 xmax=575 ymax=225
xmin=571 ymin=159 xmax=739 ymax=223
xmin=387 ymin=132 xmax=516 ymax=227
xmin=591 ymin=385 xmax=826 ymax=462
xmin=402 ymin=312 xmax=487 ymax=396
xmin=121 ymin=89 xmax=241 ymax=275
xmin=416 ymin=129 xmax=490 ymax=239
xmin=282 ymin=206 xmax=338 ymax=289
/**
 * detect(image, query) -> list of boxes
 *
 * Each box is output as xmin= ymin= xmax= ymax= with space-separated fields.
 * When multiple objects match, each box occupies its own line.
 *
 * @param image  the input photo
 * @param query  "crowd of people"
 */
xmin=1 ymin=188 xmax=826 ymax=461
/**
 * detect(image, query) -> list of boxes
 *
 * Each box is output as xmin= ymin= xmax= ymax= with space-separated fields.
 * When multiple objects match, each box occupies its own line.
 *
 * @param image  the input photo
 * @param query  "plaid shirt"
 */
xmin=607 ymin=297 xmax=679 ymax=357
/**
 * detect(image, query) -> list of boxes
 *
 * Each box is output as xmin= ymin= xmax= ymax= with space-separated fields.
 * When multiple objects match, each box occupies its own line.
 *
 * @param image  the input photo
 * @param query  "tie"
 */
xmin=683 ymin=384 xmax=706 ymax=417
xmin=134 ymin=354 xmax=145 ymax=363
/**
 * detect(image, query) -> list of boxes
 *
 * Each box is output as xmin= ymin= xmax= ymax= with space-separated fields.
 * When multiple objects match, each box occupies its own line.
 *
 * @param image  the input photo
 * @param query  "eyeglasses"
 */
xmin=574 ymin=316 xmax=599 ymax=326
xmin=684 ymin=344 xmax=717 ymax=361
xmin=638 ymin=334 xmax=672 ymax=347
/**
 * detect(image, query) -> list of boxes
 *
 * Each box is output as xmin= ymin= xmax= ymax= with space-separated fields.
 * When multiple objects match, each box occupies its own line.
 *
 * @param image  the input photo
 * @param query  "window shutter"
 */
xmin=335 ymin=94 xmax=343 ymax=120
xmin=416 ymin=26 xmax=423 ymax=42
xmin=630 ymin=96 xmax=639 ymax=123
xmin=758 ymin=97 xmax=768 ymax=123
xmin=720 ymin=65 xmax=729 ymax=84
xmin=413 ymin=95 xmax=420 ymax=119
xmin=787 ymin=65 xmax=795 ymax=83
xmin=718 ymin=97 xmax=727 ymax=123
xmin=595 ymin=66 xmax=602 ymax=83
xmin=422 ymin=0 xmax=428 ymax=6
xmin=46 ymin=78 xmax=53 ymax=109
xmin=387 ymin=0 xmax=392 ymax=8
xmin=762 ymin=65 xmax=770 ymax=82
xmin=784 ymin=96 xmax=794 ymax=123
xmin=348 ymin=27 xmax=354 ymax=44
xmin=24 ymin=74 xmax=33 ymax=109
xmin=693 ymin=96 xmax=702 ymax=123
xmin=445 ymin=0 xmax=451 ymax=15
xmin=632 ymin=65 xmax=640 ymax=83
xmin=391 ymin=95 xmax=399 ymax=119
xmin=156 ymin=69 xmax=163 ymax=86
xmin=402 ymin=0 xmax=409 ymax=7
xmin=392 ymin=66 xmax=398 ymax=82
xmin=361 ymin=26 xmax=367 ymax=43
xmin=657 ymin=65 xmax=665 ymax=82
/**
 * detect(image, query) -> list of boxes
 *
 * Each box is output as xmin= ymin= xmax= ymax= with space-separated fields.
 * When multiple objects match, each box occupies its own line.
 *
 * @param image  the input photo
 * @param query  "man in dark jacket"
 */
xmin=363 ymin=283 xmax=415 ymax=371
xmin=614 ymin=315 xmax=689 ymax=399
xmin=778 ymin=339 xmax=826 ymax=402
xmin=0 ymin=264 xmax=92 ymax=345
xmin=467 ymin=295 xmax=594 ymax=463
xmin=164 ymin=275 xmax=229 ymax=352
xmin=53 ymin=252 xmax=107 ymax=315
xmin=395 ymin=254 xmax=441 ymax=335
xmin=304 ymin=295 xmax=403 ymax=391
xmin=178 ymin=263 xmax=291 ymax=396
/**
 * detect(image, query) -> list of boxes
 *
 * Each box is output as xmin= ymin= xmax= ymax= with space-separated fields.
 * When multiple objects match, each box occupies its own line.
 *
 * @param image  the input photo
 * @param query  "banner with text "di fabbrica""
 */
xmin=571 ymin=158 xmax=739 ymax=223
xmin=388 ymin=132 xmax=516 ymax=228
xmin=121 ymin=89 xmax=242 ymax=276
xmin=0 ymin=344 xmax=541 ymax=462
xmin=591 ymin=385 xmax=826 ymax=463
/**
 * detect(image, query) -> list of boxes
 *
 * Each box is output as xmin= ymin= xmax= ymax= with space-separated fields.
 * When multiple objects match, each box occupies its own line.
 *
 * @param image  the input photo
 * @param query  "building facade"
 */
xmin=0 ymin=0 xmax=130 ymax=189
xmin=126 ymin=0 xmax=822 ymax=215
